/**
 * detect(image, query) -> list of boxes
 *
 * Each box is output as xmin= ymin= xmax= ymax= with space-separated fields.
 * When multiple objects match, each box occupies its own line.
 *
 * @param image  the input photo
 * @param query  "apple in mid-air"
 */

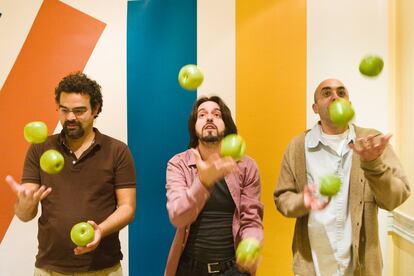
xmin=178 ymin=64 xmax=204 ymax=91
xmin=220 ymin=134 xmax=246 ymax=161
xmin=359 ymin=55 xmax=384 ymax=77
xmin=319 ymin=174 xmax=341 ymax=197
xmin=40 ymin=149 xmax=64 ymax=174
xmin=24 ymin=121 xmax=48 ymax=144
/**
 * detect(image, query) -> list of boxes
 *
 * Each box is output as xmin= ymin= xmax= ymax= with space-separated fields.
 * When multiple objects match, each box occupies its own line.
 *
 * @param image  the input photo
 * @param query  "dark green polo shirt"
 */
xmin=22 ymin=128 xmax=136 ymax=273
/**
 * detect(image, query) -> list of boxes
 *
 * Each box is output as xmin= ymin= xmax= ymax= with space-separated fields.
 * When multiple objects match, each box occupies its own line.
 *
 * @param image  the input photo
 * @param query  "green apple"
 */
xmin=359 ymin=55 xmax=384 ymax=77
xmin=319 ymin=174 xmax=341 ymax=196
xmin=220 ymin=134 xmax=246 ymax=161
xmin=236 ymin=238 xmax=260 ymax=264
xmin=70 ymin=222 xmax=95 ymax=247
xmin=329 ymin=98 xmax=355 ymax=126
xmin=24 ymin=121 xmax=48 ymax=144
xmin=178 ymin=64 xmax=204 ymax=91
xmin=40 ymin=149 xmax=64 ymax=174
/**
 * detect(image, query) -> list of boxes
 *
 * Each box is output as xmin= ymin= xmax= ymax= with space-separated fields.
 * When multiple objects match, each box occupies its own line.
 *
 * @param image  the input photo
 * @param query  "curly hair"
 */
xmin=188 ymin=96 xmax=237 ymax=148
xmin=55 ymin=72 xmax=103 ymax=117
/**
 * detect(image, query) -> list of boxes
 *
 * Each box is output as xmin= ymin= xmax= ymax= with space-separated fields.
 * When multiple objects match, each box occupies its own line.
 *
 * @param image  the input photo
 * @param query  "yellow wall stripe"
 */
xmin=236 ymin=1 xmax=307 ymax=274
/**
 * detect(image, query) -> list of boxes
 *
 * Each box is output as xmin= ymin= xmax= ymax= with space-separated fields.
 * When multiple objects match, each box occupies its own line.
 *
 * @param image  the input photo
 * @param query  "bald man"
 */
xmin=274 ymin=79 xmax=410 ymax=275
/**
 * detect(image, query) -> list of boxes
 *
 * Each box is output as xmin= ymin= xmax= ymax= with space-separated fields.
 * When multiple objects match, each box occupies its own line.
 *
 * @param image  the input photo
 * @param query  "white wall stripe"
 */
xmin=307 ymin=0 xmax=389 ymax=131
xmin=197 ymin=0 xmax=236 ymax=119
xmin=0 ymin=215 xmax=39 ymax=275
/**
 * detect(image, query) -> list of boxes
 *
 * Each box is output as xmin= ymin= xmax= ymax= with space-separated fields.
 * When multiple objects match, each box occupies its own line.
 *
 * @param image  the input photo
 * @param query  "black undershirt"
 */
xmin=183 ymin=179 xmax=236 ymax=262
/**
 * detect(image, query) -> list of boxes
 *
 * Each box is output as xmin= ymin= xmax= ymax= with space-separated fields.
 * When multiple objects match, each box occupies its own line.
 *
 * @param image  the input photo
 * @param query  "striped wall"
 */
xmin=0 ymin=1 xmax=406 ymax=275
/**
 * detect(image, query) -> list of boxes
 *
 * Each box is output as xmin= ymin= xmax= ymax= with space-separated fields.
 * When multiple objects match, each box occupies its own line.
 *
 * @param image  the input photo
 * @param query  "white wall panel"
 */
xmin=197 ymin=0 xmax=236 ymax=118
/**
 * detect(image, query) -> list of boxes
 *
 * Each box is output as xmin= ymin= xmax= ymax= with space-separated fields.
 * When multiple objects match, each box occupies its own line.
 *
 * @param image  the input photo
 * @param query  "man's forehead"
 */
xmin=320 ymin=85 xmax=346 ymax=91
xmin=59 ymin=103 xmax=87 ymax=108
xmin=198 ymin=101 xmax=221 ymax=111
xmin=317 ymin=79 xmax=346 ymax=92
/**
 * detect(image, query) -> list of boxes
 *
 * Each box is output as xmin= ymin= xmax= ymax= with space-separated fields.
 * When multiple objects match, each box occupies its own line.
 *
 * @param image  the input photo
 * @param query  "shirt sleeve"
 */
xmin=113 ymin=144 xmax=136 ymax=189
xmin=361 ymin=143 xmax=411 ymax=211
xmin=238 ymin=158 xmax=264 ymax=244
xmin=165 ymin=153 xmax=211 ymax=228
xmin=274 ymin=140 xmax=310 ymax=218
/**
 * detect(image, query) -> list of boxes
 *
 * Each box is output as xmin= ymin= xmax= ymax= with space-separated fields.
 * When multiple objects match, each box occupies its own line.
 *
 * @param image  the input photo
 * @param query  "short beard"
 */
xmin=201 ymin=134 xmax=221 ymax=144
xmin=199 ymin=131 xmax=224 ymax=145
xmin=63 ymin=121 xmax=85 ymax=139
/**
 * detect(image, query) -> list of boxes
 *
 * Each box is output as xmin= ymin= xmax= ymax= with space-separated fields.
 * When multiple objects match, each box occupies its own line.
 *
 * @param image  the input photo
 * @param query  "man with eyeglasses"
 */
xmin=274 ymin=79 xmax=410 ymax=275
xmin=5 ymin=72 xmax=136 ymax=276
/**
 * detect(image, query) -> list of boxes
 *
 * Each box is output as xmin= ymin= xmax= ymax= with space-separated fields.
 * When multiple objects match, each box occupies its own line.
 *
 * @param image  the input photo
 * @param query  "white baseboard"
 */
xmin=388 ymin=210 xmax=414 ymax=244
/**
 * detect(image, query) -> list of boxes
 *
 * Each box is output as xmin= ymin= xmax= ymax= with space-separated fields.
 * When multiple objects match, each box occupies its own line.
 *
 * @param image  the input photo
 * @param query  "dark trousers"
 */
xmin=176 ymin=255 xmax=250 ymax=276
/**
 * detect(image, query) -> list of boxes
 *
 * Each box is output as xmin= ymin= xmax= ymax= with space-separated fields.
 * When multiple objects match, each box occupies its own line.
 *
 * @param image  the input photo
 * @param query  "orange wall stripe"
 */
xmin=0 ymin=0 xmax=105 ymax=242
xmin=236 ymin=1 xmax=307 ymax=275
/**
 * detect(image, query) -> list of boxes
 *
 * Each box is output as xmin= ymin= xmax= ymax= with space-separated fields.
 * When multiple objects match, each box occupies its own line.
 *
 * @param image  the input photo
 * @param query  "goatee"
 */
xmin=200 ymin=132 xmax=224 ymax=144
xmin=63 ymin=120 xmax=85 ymax=139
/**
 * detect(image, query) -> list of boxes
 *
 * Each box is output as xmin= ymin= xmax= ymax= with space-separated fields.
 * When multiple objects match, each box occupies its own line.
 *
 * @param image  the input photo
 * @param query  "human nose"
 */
xmin=206 ymin=113 xmax=213 ymax=121
xmin=331 ymin=90 xmax=340 ymax=101
xmin=65 ymin=110 xmax=77 ymax=120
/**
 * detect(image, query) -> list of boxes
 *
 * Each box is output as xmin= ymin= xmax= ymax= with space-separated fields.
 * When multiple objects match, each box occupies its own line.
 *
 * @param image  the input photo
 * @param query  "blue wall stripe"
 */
xmin=127 ymin=1 xmax=197 ymax=275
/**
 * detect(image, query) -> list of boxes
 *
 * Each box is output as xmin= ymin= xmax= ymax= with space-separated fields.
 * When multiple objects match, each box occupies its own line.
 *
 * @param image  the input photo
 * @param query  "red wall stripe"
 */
xmin=0 ymin=0 xmax=105 ymax=242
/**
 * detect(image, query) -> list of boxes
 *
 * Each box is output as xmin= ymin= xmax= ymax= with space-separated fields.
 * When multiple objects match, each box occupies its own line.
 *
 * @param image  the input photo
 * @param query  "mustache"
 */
xmin=202 ymin=123 xmax=217 ymax=131
xmin=63 ymin=120 xmax=81 ymax=128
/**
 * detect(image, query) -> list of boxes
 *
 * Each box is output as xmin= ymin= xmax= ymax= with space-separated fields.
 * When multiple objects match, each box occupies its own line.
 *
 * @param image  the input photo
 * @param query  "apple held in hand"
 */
xmin=70 ymin=222 xmax=95 ymax=247
xmin=178 ymin=64 xmax=204 ymax=91
xmin=220 ymin=134 xmax=246 ymax=161
xmin=319 ymin=174 xmax=341 ymax=197
xmin=40 ymin=149 xmax=64 ymax=174
xmin=24 ymin=121 xmax=48 ymax=144
xmin=236 ymin=238 xmax=260 ymax=264
xmin=329 ymin=98 xmax=355 ymax=127
xmin=359 ymin=55 xmax=384 ymax=77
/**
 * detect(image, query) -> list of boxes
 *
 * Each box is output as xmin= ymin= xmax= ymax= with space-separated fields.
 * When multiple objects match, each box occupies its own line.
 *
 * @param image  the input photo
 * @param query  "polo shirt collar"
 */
xmin=57 ymin=127 xmax=102 ymax=148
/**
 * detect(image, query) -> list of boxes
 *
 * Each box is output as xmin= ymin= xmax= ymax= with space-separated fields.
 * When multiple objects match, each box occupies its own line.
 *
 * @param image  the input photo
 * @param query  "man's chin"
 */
xmin=64 ymin=128 xmax=84 ymax=139
xmin=201 ymin=135 xmax=221 ymax=144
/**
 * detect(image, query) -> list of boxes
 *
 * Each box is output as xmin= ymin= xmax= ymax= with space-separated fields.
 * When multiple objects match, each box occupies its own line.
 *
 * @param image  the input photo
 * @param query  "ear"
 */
xmin=91 ymin=104 xmax=100 ymax=117
xmin=312 ymin=103 xmax=318 ymax=114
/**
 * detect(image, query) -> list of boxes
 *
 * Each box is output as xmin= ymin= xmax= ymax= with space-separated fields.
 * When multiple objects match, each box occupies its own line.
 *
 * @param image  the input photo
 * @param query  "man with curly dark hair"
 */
xmin=6 ymin=72 xmax=136 ymax=276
